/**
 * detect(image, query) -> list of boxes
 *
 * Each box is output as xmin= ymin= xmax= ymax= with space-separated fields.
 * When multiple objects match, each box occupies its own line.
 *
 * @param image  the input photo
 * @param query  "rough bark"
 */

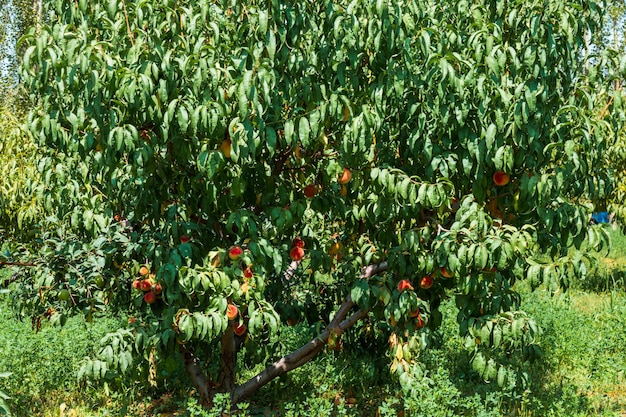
xmin=219 ymin=322 xmax=237 ymax=393
xmin=180 ymin=345 xmax=212 ymax=405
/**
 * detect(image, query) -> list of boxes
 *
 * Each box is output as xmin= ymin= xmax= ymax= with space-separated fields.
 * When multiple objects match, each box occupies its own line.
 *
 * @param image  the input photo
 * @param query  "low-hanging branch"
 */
xmin=231 ymin=262 xmax=388 ymax=405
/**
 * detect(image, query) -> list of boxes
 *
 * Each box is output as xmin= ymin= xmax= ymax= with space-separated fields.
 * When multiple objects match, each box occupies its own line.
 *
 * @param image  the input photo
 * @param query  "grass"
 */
xmin=1 ymin=232 xmax=626 ymax=416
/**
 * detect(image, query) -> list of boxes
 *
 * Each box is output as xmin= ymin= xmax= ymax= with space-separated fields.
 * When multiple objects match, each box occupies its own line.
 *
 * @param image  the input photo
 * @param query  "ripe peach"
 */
xmin=153 ymin=283 xmax=162 ymax=295
xmin=226 ymin=304 xmax=239 ymax=320
xmin=140 ymin=279 xmax=153 ymax=292
xmin=493 ymin=171 xmax=510 ymax=186
xmin=139 ymin=266 xmax=150 ymax=276
xmin=397 ymin=279 xmax=414 ymax=292
xmin=132 ymin=279 xmax=142 ymax=290
xmin=180 ymin=235 xmax=191 ymax=243
xmin=220 ymin=139 xmax=232 ymax=158
xmin=292 ymin=237 xmax=305 ymax=248
xmin=234 ymin=322 xmax=247 ymax=336
xmin=303 ymin=184 xmax=317 ymax=198
xmin=419 ymin=276 xmax=434 ymax=290
xmin=144 ymin=291 xmax=157 ymax=304
xmin=228 ymin=246 xmax=243 ymax=261
xmin=338 ymin=167 xmax=352 ymax=185
xmin=440 ymin=267 xmax=454 ymax=278
xmin=290 ymin=246 xmax=305 ymax=261
xmin=243 ymin=266 xmax=253 ymax=279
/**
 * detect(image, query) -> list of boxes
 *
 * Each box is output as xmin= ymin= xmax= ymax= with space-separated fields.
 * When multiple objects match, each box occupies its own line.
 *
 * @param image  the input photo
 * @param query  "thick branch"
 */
xmin=180 ymin=345 xmax=212 ymax=405
xmin=232 ymin=296 xmax=355 ymax=404
xmin=231 ymin=262 xmax=388 ymax=404
xmin=219 ymin=323 xmax=236 ymax=393
xmin=289 ymin=308 xmax=369 ymax=370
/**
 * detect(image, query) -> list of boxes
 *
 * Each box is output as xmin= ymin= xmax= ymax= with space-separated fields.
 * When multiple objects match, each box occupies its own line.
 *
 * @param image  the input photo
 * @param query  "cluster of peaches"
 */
xmin=393 ymin=267 xmax=455 ymax=327
xmin=226 ymin=303 xmax=247 ymax=336
xmin=289 ymin=237 xmax=305 ymax=261
xmin=226 ymin=245 xmax=253 ymax=295
xmin=132 ymin=265 xmax=162 ymax=304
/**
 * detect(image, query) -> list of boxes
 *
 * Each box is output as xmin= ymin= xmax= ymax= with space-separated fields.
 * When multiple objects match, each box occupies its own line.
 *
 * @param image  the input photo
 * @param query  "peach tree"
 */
xmin=6 ymin=0 xmax=623 ymax=406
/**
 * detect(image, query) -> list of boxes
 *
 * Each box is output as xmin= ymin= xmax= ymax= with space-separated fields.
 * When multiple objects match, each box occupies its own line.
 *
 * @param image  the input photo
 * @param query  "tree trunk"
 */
xmin=219 ymin=322 xmax=236 ymax=393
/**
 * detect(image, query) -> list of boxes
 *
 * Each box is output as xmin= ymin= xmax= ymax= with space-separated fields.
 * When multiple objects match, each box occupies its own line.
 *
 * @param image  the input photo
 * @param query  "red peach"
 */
xmin=419 ymin=276 xmax=434 ymax=290
xmin=493 ymin=171 xmax=510 ymax=186
xmin=226 ymin=304 xmax=239 ymax=320
xmin=290 ymin=246 xmax=305 ymax=261
xmin=397 ymin=279 xmax=414 ymax=292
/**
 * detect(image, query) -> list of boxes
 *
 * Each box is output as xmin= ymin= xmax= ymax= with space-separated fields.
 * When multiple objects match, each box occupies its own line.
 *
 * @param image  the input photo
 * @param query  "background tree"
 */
xmin=603 ymin=0 xmax=626 ymax=225
xmin=4 ymin=0 xmax=624 ymax=408
xmin=0 ymin=0 xmax=44 ymax=252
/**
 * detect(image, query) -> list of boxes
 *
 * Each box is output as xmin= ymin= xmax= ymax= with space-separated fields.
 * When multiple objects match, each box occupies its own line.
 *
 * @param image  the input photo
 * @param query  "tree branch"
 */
xmin=0 ymin=261 xmax=37 ymax=267
xmin=231 ymin=262 xmax=388 ymax=405
xmin=180 ymin=345 xmax=213 ymax=405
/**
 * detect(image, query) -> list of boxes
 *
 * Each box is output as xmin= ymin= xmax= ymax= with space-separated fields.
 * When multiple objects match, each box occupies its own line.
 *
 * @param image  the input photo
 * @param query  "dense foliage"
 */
xmin=3 ymin=0 xmax=624 ymax=407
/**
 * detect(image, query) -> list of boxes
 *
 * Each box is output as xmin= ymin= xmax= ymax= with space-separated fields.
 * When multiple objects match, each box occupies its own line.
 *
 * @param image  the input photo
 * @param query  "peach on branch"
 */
xmin=397 ymin=279 xmax=414 ymax=292
xmin=144 ymin=291 xmax=157 ymax=304
xmin=234 ymin=322 xmax=247 ymax=336
xmin=243 ymin=266 xmax=254 ymax=279
xmin=440 ymin=267 xmax=454 ymax=278
xmin=220 ymin=139 xmax=232 ymax=158
xmin=492 ymin=171 xmax=510 ymax=186
xmin=419 ymin=276 xmax=434 ymax=290
xmin=153 ymin=283 xmax=162 ymax=295
xmin=140 ymin=279 xmax=154 ymax=292
xmin=290 ymin=246 xmax=305 ymax=261
xmin=226 ymin=304 xmax=239 ymax=320
xmin=228 ymin=246 xmax=243 ymax=261
xmin=58 ymin=289 xmax=70 ymax=302
xmin=303 ymin=184 xmax=317 ymax=198
xmin=338 ymin=167 xmax=352 ymax=185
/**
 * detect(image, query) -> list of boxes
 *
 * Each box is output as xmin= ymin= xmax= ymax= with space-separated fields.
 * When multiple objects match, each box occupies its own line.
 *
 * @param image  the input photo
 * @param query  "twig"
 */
xmin=121 ymin=0 xmax=134 ymax=46
xmin=0 ymin=261 xmax=37 ymax=267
